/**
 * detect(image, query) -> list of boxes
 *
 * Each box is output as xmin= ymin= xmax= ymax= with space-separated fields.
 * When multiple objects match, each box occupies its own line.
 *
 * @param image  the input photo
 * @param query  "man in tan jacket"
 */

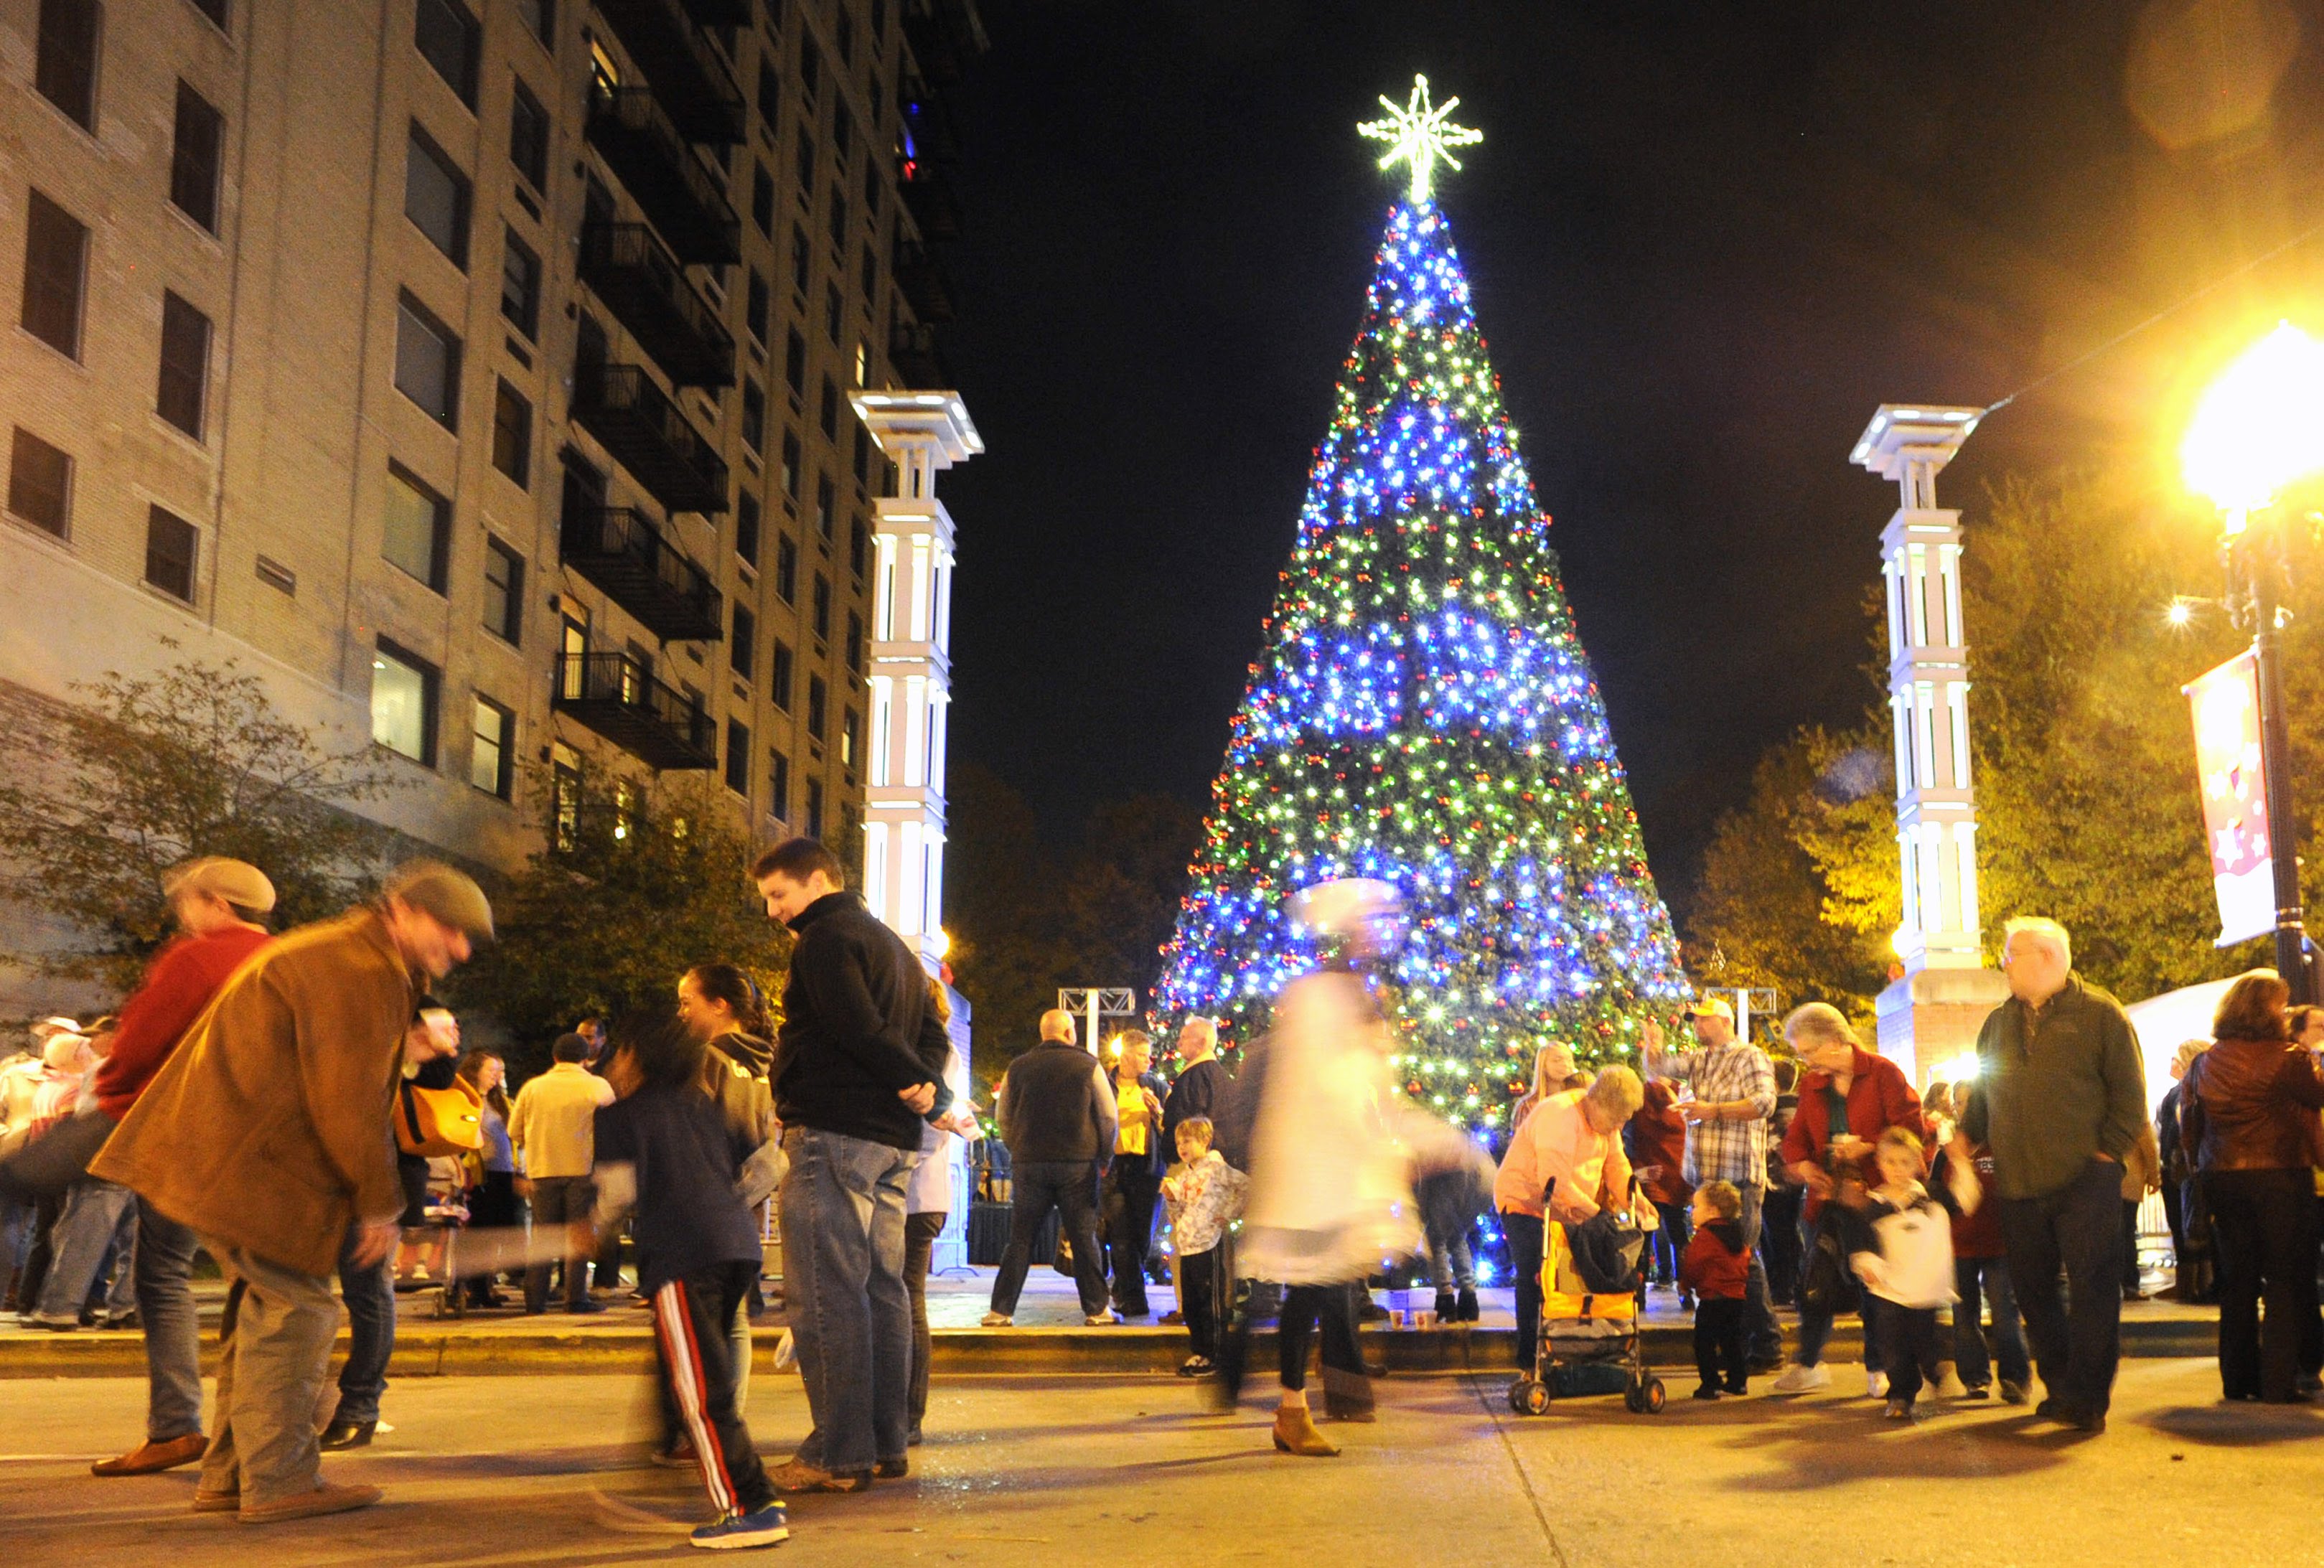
xmin=93 ymin=862 xmax=492 ymax=1524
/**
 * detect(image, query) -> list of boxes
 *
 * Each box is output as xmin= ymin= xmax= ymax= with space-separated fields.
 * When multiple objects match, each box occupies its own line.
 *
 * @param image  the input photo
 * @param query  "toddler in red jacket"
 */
xmin=1679 ymin=1180 xmax=1751 ymax=1399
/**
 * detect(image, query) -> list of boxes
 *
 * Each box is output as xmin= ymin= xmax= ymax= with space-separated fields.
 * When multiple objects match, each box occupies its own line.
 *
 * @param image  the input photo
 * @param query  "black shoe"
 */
xmin=1724 ymin=1381 xmax=1749 ymax=1396
xmin=319 ymin=1419 xmax=375 ymax=1450
xmin=2034 ymin=1397 xmax=2061 ymax=1420
xmin=1692 ymin=1385 xmax=1722 ymax=1401
xmin=566 ymin=1299 xmax=607 ymax=1315
xmin=874 ymin=1456 xmax=908 ymax=1480
xmin=1433 ymin=1291 xmax=1457 ymax=1321
xmin=1455 ymin=1287 xmax=1479 ymax=1322
xmin=1960 ymin=1384 xmax=1991 ymax=1400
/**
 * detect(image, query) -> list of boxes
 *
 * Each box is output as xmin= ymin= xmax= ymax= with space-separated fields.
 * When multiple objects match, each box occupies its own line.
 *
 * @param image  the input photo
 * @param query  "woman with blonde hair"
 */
xmin=1509 ymin=1041 xmax=1578 ymax=1132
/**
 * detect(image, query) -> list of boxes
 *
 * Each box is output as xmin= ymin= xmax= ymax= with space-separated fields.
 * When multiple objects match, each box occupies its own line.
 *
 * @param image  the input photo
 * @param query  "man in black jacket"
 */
xmin=981 ymin=1009 xmax=1117 ymax=1327
xmin=754 ymin=839 xmax=949 ymax=1493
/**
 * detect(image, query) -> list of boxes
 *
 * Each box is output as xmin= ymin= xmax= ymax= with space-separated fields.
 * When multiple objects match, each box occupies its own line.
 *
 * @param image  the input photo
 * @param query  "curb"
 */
xmin=0 ymin=1317 xmax=2218 ymax=1379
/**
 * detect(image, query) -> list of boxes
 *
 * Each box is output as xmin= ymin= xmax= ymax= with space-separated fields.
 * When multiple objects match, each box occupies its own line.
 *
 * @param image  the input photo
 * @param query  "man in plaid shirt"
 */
xmin=1650 ymin=998 xmax=1782 ymax=1368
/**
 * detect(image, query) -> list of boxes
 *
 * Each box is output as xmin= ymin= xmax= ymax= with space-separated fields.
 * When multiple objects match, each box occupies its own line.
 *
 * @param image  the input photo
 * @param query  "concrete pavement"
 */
xmin=2 ymin=1361 xmax=2319 ymax=1567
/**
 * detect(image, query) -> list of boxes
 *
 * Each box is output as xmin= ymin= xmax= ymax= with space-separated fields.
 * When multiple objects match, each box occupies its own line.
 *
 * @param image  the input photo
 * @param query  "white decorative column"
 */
xmin=1851 ymin=405 xmax=2009 ymax=1084
xmin=848 ymin=390 xmax=980 ymax=972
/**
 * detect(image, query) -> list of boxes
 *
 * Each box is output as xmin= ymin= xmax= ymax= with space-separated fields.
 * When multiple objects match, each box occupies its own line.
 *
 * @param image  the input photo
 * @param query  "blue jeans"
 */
xmin=135 ymin=1197 xmax=205 ymax=1441
xmin=334 ymin=1226 xmax=396 ymax=1424
xmin=1797 ymin=1211 xmax=1883 ymax=1371
xmin=989 ymin=1159 xmax=1107 ymax=1318
xmin=779 ymin=1125 xmax=917 ymax=1473
xmin=34 ymin=1178 xmax=135 ymax=1323
xmin=1428 ymin=1226 xmax=1476 ymax=1292
xmin=1953 ymin=1254 xmax=2030 ymax=1389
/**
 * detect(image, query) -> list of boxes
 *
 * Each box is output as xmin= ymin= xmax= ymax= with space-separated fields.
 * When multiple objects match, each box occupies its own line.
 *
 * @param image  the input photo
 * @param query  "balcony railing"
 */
xmin=580 ymin=222 xmax=736 ymax=390
xmin=594 ymin=0 xmax=746 ymax=144
xmin=889 ymin=322 xmax=950 ymax=388
xmin=892 ymin=239 xmax=955 ymax=324
xmin=571 ymin=362 xmax=731 ymax=515
xmin=553 ymin=652 xmax=718 ymax=771
xmin=899 ymin=169 xmax=961 ymax=242
xmin=585 ymin=85 xmax=743 ymax=265
xmin=559 ymin=503 xmax=723 ymax=642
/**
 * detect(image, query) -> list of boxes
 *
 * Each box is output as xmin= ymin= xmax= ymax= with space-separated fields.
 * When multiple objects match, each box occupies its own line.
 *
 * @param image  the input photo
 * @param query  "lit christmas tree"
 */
xmin=1153 ymin=78 xmax=1689 ymax=1135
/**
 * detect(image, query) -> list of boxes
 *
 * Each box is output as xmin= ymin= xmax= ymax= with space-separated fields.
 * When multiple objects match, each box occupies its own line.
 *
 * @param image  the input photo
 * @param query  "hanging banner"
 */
xmin=2185 ymin=649 xmax=2275 ymax=947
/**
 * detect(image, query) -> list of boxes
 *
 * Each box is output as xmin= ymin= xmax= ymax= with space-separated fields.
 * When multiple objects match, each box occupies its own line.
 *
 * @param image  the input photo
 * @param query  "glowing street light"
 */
xmin=2179 ymin=321 xmax=2324 ymax=1000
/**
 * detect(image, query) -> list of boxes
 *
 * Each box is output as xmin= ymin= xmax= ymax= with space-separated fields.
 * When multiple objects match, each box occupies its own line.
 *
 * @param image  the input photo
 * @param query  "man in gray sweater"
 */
xmin=982 ymin=1010 xmax=1118 ymax=1327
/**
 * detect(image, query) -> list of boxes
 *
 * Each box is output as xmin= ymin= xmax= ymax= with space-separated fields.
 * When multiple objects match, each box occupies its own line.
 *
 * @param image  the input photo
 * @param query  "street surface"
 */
xmin=2 ymin=1361 xmax=2318 ymax=1567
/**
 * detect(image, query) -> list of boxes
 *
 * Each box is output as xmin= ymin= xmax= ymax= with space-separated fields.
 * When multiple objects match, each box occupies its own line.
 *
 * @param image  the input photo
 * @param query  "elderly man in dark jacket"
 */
xmin=1962 ymin=916 xmax=2148 ymax=1435
xmin=983 ymin=1008 xmax=1118 ymax=1328
xmin=754 ymin=838 xmax=948 ymax=1495
xmin=92 ymin=863 xmax=490 ymax=1524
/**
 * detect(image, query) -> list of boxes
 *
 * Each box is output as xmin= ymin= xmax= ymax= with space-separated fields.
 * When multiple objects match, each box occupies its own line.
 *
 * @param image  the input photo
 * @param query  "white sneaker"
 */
xmin=1866 ymin=1370 xmax=1889 ymax=1399
xmin=773 ymin=1328 xmax=797 ymax=1371
xmin=1084 ymin=1311 xmax=1121 ymax=1326
xmin=979 ymin=1312 xmax=1011 ymax=1328
xmin=1768 ymin=1363 xmax=1830 ymax=1395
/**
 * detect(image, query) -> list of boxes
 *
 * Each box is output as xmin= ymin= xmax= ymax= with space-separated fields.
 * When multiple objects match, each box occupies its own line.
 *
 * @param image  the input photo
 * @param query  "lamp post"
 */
xmin=2181 ymin=321 xmax=2324 ymax=1003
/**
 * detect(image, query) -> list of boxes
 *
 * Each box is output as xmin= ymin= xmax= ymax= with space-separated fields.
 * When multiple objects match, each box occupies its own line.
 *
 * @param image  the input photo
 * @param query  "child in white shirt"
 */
xmin=1849 ymin=1125 xmax=1979 ymax=1419
xmin=1161 ymin=1117 xmax=1247 ymax=1378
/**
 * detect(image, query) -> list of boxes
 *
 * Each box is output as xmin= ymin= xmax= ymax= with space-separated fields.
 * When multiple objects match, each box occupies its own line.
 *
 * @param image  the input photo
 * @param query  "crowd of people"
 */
xmin=8 ymin=859 xmax=2324 ymax=1548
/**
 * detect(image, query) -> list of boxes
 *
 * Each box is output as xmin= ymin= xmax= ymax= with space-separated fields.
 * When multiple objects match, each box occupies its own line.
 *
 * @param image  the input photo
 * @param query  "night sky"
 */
xmin=931 ymin=0 xmax=2324 ymax=898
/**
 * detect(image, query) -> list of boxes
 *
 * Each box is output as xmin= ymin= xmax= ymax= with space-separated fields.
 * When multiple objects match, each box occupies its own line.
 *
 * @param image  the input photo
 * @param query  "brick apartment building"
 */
xmin=0 ymin=0 xmax=983 ymax=1013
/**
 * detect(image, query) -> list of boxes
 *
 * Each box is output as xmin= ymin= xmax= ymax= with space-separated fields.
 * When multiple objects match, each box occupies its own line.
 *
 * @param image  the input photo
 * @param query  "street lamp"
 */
xmin=2180 ymin=321 xmax=2324 ymax=1001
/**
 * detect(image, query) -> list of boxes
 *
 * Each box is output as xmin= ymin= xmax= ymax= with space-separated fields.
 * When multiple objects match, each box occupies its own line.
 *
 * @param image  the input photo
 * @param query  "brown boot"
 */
xmin=93 ymin=1433 xmax=208 ymax=1476
xmin=237 ymin=1483 xmax=383 ymax=1524
xmin=1271 ymin=1404 xmax=1340 ymax=1457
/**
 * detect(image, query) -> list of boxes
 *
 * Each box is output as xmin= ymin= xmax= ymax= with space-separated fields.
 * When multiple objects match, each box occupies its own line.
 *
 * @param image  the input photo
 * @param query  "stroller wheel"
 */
xmin=1626 ymin=1377 xmax=1667 ymax=1415
xmin=1509 ymin=1377 xmax=1551 ymax=1417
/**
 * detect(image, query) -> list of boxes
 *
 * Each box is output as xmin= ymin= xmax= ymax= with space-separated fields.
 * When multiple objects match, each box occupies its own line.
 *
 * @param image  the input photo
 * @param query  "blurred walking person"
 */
xmin=91 ymin=863 xmax=492 ymax=1523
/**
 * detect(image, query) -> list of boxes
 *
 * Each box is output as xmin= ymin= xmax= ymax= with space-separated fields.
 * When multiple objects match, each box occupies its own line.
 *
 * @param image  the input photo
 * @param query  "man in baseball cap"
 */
xmin=1685 ymin=995 xmax=1736 ymax=1026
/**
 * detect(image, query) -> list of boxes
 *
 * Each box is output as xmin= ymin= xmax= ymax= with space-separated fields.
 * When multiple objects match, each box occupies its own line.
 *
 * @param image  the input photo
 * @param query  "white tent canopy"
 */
xmin=2124 ymin=978 xmax=2236 ymax=1113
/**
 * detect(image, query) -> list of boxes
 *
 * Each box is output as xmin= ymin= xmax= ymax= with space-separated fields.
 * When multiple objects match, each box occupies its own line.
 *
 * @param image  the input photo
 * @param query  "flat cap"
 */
xmin=163 ymin=857 xmax=277 ymax=914
xmin=383 ymin=860 xmax=495 ymax=942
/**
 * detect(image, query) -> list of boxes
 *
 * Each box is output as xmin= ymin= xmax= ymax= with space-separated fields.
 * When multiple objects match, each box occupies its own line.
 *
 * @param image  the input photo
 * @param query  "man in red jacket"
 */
xmin=89 ymin=858 xmax=276 ymax=1478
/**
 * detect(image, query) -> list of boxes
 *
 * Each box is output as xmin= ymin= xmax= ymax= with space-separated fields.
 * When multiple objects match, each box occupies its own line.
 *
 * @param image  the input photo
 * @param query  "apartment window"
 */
xmin=780 ymin=431 xmax=801 ymax=500
xmin=769 ymin=639 xmax=794 ymax=709
xmin=798 ymin=36 xmax=820 ymax=101
xmin=406 ymin=125 xmax=471 ymax=266
xmin=784 ymin=329 xmax=806 ymax=395
xmin=751 ymin=164 xmax=775 ymax=238
xmin=845 ymin=611 xmax=863 ymax=673
xmin=805 ymin=776 xmax=824 ymax=840
xmin=725 ymin=719 xmax=751 ymax=797
xmin=470 ymin=697 xmax=513 ymax=798
xmin=863 ymin=158 xmax=881 ymax=222
xmin=383 ymin=463 xmax=449 ymax=588
xmin=835 ymin=10 xmax=854 ymax=66
xmin=483 ymin=536 xmax=523 ymax=644
xmin=812 ymin=572 xmax=830 ymax=639
xmin=854 ymin=337 xmax=869 ymax=388
xmin=731 ymin=603 xmax=756 ymax=679
xmin=795 ymin=133 xmax=815 ymax=194
xmin=491 ymin=380 xmax=532 ymax=486
xmin=500 ymin=231 xmax=542 ymax=340
xmin=35 ymin=0 xmax=101 ymax=131
xmin=189 ymin=0 xmax=226 ymax=24
xmin=415 ymin=0 xmax=480 ymax=108
xmin=551 ymin=740 xmax=581 ymax=849
xmin=774 ymin=534 xmax=797 ymax=604
xmin=746 ymin=269 xmax=771 ymax=346
xmin=156 ymin=292 xmax=212 ymax=440
xmin=559 ymin=610 xmax=589 ymax=698
xmin=871 ymin=0 xmax=886 ymax=39
xmin=7 ymin=429 xmax=71 ymax=537
xmin=823 ymin=282 xmax=842 ymax=345
xmin=741 ymin=380 xmax=767 ymax=455
xmin=735 ymin=489 xmax=761 ymax=565
xmin=144 ymin=505 xmax=198 ymax=601
xmin=170 ymin=82 xmax=225 ymax=232
xmin=827 ymin=184 xmax=847 ymax=248
xmin=789 ymin=225 xmax=811 ymax=292
xmin=395 ymin=294 xmax=461 ymax=427
xmin=832 ymin=105 xmax=853 ymax=166
xmin=510 ymin=80 xmax=550 ymax=192
xmin=756 ymin=60 xmax=780 ymax=126
xmin=515 ymin=0 xmax=553 ymax=47
xmin=819 ymin=376 xmax=839 ymax=439
xmin=372 ymin=639 xmax=439 ymax=765
xmin=814 ymin=475 xmax=834 ymax=540
xmin=853 ymin=423 xmax=871 ymax=484
xmin=807 ymin=674 xmax=826 ymax=738
xmin=848 ymin=517 xmax=868 ymax=580
xmin=860 ymin=243 xmax=878 ymax=300
xmin=19 ymin=192 xmax=88 ymax=360
xmin=768 ymin=748 xmax=790 ymax=820
xmin=840 ymin=706 xmax=858 ymax=771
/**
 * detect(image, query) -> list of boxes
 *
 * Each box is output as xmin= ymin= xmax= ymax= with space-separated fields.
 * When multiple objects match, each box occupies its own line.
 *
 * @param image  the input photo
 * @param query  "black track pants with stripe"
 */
xmin=652 ymin=1261 xmax=777 ymax=1517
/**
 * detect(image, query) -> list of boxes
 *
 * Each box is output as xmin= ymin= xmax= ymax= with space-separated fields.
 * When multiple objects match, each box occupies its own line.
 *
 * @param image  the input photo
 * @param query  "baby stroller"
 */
xmin=1507 ymin=1177 xmax=1665 ymax=1416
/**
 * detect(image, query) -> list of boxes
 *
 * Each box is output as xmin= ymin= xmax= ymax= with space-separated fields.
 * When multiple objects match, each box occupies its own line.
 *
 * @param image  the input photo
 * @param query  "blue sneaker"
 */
xmin=690 ymin=1501 xmax=789 ymax=1550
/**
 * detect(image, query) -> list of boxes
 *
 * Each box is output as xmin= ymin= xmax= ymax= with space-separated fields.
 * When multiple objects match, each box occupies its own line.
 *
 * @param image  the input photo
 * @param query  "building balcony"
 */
xmin=571 ymin=362 xmax=730 ymax=515
xmin=559 ymin=503 xmax=723 ymax=642
xmin=892 ymin=240 xmax=955 ymax=323
xmin=901 ymin=0 xmax=985 ymax=85
xmin=580 ymin=222 xmax=736 ymax=390
xmin=553 ymin=652 xmax=718 ymax=771
xmin=585 ymin=85 xmax=743 ymax=264
xmin=594 ymin=0 xmax=746 ymax=144
xmin=889 ymin=322 xmax=950 ymax=388
xmin=899 ymin=169 xmax=961 ymax=242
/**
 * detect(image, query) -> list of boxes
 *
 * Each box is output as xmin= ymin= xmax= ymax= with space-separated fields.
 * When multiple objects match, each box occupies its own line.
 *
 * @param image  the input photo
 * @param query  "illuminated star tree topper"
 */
xmin=1357 ymin=73 xmax=1484 ymax=202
